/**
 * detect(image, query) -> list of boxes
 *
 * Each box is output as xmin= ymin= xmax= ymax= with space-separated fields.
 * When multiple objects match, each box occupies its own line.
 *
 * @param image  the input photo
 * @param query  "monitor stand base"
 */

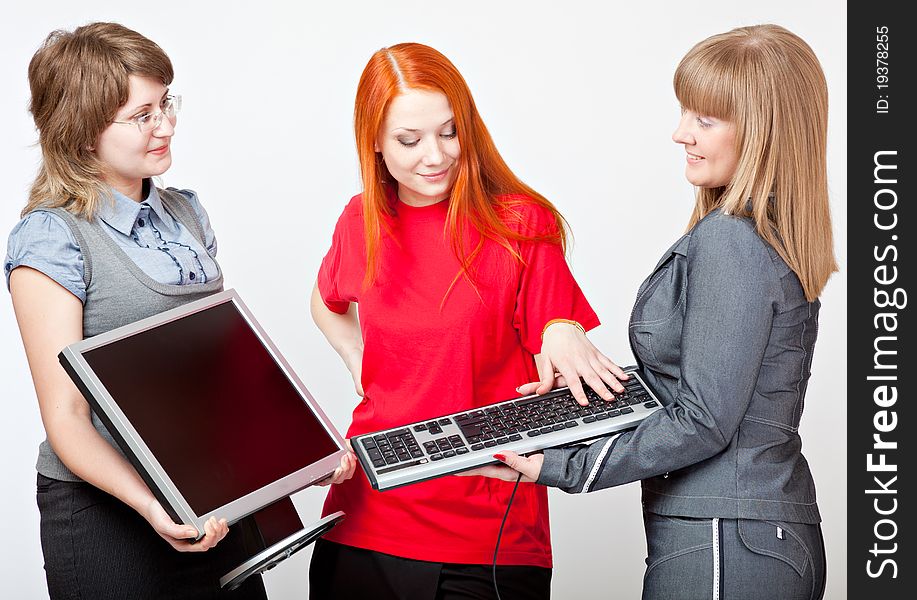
xmin=220 ymin=497 xmax=344 ymax=590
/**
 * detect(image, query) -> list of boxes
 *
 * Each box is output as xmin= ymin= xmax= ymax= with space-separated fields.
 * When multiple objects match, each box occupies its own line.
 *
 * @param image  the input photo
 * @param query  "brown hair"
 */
xmin=674 ymin=24 xmax=837 ymax=300
xmin=24 ymin=22 xmax=173 ymax=219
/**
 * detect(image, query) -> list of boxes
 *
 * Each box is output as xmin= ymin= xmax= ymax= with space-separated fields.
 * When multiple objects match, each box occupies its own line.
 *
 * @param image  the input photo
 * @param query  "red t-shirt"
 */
xmin=317 ymin=192 xmax=599 ymax=567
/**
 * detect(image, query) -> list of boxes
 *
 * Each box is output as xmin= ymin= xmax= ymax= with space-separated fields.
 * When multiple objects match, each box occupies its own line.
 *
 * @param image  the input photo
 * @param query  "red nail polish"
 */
xmin=493 ymin=454 xmax=506 ymax=462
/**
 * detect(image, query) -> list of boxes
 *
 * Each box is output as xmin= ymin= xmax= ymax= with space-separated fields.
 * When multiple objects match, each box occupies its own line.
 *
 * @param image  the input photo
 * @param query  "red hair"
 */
xmin=354 ymin=42 xmax=568 ymax=287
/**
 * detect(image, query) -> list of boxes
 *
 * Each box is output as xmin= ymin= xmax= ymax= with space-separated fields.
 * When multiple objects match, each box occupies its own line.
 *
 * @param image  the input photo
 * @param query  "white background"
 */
xmin=1 ymin=2 xmax=846 ymax=598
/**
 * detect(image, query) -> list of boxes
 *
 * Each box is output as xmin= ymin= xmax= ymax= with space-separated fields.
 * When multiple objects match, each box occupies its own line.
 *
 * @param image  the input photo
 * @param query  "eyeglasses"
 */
xmin=113 ymin=95 xmax=182 ymax=133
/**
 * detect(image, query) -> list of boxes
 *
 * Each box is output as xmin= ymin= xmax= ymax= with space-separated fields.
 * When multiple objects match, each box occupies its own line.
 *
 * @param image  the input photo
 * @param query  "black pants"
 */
xmin=309 ymin=539 xmax=552 ymax=600
xmin=37 ymin=473 xmax=267 ymax=600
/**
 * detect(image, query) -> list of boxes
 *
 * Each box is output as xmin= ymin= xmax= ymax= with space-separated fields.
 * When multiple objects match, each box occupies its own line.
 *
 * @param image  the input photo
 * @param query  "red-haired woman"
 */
xmin=308 ymin=43 xmax=626 ymax=598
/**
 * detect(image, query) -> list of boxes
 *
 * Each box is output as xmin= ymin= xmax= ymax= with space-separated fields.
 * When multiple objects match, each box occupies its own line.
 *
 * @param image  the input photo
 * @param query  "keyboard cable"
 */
xmin=492 ymin=471 xmax=523 ymax=600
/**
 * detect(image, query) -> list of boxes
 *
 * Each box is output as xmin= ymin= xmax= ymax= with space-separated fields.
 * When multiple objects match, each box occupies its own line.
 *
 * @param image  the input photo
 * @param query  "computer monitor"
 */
xmin=58 ymin=289 xmax=347 ymax=538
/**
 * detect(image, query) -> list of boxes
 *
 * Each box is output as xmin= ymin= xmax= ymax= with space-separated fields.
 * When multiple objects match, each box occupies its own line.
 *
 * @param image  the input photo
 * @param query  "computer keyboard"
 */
xmin=354 ymin=370 xmax=662 ymax=490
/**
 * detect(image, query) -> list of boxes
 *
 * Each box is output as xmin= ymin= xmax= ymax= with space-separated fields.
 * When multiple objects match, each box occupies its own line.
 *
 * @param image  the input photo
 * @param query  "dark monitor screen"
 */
xmin=81 ymin=300 xmax=340 ymax=515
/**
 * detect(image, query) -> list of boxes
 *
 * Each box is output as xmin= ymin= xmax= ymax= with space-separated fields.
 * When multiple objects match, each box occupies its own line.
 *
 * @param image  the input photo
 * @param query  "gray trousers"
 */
xmin=642 ymin=513 xmax=826 ymax=600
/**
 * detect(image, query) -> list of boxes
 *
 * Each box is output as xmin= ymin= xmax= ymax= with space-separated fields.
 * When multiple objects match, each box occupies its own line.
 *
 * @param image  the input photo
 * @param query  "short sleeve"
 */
xmin=317 ymin=205 xmax=356 ymax=315
xmin=510 ymin=203 xmax=600 ymax=354
xmin=169 ymin=188 xmax=217 ymax=257
xmin=5 ymin=211 xmax=86 ymax=302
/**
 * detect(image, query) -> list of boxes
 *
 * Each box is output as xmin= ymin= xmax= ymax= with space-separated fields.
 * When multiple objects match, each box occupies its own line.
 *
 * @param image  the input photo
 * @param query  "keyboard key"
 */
xmin=384 ymin=456 xmax=399 ymax=465
xmin=372 ymin=459 xmax=386 ymax=468
xmin=443 ymin=450 xmax=456 ymax=458
xmin=430 ymin=454 xmax=444 ymax=461
xmin=428 ymin=425 xmax=443 ymax=434
xmin=526 ymin=430 xmax=541 ymax=437
xmin=620 ymin=407 xmax=634 ymax=414
xmin=508 ymin=434 xmax=523 ymax=441
xmin=564 ymin=421 xmax=578 ymax=428
xmin=540 ymin=426 xmax=554 ymax=434
xmin=495 ymin=437 xmax=509 ymax=444
xmin=583 ymin=416 xmax=596 ymax=423
xmin=644 ymin=401 xmax=659 ymax=408
xmin=413 ymin=424 xmax=427 ymax=432
xmin=456 ymin=447 xmax=469 ymax=455
xmin=516 ymin=396 xmax=543 ymax=407
xmin=596 ymin=413 xmax=609 ymax=421
xmin=484 ymin=440 xmax=498 ymax=448
xmin=471 ymin=443 xmax=485 ymax=451
xmin=439 ymin=418 xmax=452 ymax=425
xmin=461 ymin=426 xmax=483 ymax=438
xmin=363 ymin=439 xmax=377 ymax=449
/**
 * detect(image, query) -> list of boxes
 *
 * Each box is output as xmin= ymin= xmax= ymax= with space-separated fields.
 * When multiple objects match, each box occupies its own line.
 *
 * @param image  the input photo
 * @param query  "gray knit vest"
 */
xmin=37 ymin=188 xmax=224 ymax=481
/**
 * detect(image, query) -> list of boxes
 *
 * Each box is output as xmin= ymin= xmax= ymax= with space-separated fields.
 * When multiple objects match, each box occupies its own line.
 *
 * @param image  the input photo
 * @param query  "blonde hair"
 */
xmin=674 ymin=24 xmax=837 ymax=300
xmin=23 ymin=22 xmax=173 ymax=219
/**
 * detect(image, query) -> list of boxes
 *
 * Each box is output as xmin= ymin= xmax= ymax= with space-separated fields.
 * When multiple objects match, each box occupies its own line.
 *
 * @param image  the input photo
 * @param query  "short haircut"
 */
xmin=24 ymin=22 xmax=173 ymax=219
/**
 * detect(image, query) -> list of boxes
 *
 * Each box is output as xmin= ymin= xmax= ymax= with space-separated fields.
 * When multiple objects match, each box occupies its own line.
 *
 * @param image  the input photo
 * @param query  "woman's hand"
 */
xmin=458 ymin=451 xmax=545 ymax=483
xmin=141 ymin=498 xmax=228 ymax=552
xmin=521 ymin=322 xmax=628 ymax=405
xmin=315 ymin=440 xmax=358 ymax=486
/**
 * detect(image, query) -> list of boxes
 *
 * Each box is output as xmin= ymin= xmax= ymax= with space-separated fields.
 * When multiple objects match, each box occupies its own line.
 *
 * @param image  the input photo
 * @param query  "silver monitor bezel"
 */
xmin=59 ymin=289 xmax=347 ymax=535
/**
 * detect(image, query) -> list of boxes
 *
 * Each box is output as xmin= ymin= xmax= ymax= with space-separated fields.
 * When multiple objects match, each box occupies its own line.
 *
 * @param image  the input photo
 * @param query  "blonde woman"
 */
xmin=471 ymin=25 xmax=836 ymax=600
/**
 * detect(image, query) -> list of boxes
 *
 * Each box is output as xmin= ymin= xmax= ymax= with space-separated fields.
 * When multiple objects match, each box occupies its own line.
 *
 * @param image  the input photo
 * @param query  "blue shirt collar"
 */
xmin=97 ymin=180 xmax=170 ymax=234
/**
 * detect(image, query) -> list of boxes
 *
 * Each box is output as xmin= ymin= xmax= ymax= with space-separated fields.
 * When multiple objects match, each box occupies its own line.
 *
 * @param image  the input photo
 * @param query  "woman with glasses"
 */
xmin=308 ymin=43 xmax=627 ymax=599
xmin=5 ymin=23 xmax=267 ymax=599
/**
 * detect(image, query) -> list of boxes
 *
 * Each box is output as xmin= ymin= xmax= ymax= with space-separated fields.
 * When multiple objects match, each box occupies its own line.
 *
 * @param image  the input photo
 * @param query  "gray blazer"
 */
xmin=538 ymin=209 xmax=821 ymax=524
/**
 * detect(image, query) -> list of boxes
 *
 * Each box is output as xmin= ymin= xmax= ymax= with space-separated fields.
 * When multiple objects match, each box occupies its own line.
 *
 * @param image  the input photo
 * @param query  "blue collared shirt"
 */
xmin=4 ymin=183 xmax=219 ymax=303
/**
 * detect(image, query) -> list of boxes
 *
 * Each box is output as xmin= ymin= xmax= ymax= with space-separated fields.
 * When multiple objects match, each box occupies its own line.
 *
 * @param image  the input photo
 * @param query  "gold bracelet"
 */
xmin=541 ymin=318 xmax=586 ymax=340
